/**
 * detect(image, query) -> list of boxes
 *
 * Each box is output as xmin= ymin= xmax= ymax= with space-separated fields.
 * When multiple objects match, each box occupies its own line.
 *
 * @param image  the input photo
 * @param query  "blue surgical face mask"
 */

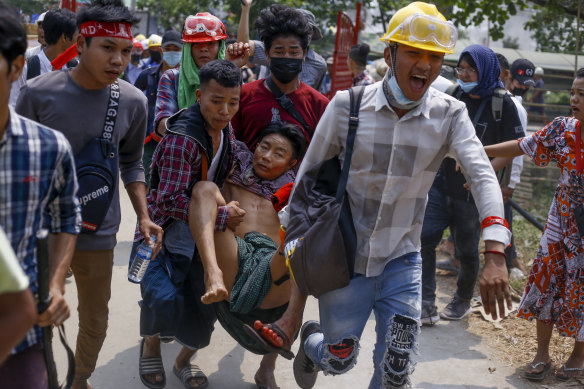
xmin=385 ymin=72 xmax=427 ymax=110
xmin=163 ymin=51 xmax=181 ymax=68
xmin=457 ymin=79 xmax=478 ymax=93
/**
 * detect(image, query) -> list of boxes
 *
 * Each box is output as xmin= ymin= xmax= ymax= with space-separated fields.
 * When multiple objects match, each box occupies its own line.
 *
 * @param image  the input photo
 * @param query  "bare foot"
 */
xmin=201 ymin=270 xmax=228 ymax=304
xmin=141 ymin=335 xmax=163 ymax=386
xmin=255 ymin=353 xmax=279 ymax=389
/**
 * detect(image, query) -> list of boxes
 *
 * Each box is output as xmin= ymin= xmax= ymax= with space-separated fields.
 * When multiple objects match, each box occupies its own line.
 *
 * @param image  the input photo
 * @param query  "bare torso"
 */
xmin=223 ymin=180 xmax=280 ymax=245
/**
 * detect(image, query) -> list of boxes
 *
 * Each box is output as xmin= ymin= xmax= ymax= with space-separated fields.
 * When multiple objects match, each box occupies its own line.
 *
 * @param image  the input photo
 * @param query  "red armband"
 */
xmin=150 ymin=130 xmax=163 ymax=143
xmin=483 ymin=250 xmax=507 ymax=259
xmin=481 ymin=216 xmax=509 ymax=230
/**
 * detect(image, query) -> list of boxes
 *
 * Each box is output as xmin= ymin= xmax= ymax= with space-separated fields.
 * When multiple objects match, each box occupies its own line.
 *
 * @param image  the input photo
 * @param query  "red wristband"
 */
xmin=481 ymin=216 xmax=509 ymax=230
xmin=483 ymin=250 xmax=507 ymax=260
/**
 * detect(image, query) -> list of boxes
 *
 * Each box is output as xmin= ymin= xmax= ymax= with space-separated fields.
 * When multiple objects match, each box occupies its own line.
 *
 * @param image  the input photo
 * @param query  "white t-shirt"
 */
xmin=207 ymin=130 xmax=225 ymax=181
xmin=10 ymin=50 xmax=53 ymax=107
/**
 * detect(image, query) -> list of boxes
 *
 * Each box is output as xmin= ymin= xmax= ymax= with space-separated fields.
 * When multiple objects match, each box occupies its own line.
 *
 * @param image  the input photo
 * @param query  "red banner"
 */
xmin=329 ymin=3 xmax=360 ymax=98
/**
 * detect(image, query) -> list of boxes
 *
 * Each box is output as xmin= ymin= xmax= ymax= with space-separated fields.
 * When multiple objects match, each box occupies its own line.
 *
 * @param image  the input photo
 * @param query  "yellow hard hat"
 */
xmin=135 ymin=34 xmax=146 ymax=41
xmin=380 ymin=2 xmax=457 ymax=54
xmin=148 ymin=34 xmax=162 ymax=47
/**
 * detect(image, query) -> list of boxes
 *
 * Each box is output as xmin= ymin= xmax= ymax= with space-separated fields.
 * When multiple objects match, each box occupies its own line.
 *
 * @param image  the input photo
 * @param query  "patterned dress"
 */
xmin=517 ymin=116 xmax=584 ymax=341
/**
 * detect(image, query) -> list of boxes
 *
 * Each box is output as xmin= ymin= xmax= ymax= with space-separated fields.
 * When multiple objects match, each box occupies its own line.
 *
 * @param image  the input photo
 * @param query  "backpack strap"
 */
xmin=26 ymin=55 xmax=41 ymax=80
xmin=491 ymin=87 xmax=506 ymax=131
xmin=336 ymin=86 xmax=365 ymax=201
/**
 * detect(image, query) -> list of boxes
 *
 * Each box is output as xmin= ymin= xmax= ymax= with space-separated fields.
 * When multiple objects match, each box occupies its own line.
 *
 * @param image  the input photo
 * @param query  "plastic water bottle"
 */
xmin=128 ymin=235 xmax=156 ymax=283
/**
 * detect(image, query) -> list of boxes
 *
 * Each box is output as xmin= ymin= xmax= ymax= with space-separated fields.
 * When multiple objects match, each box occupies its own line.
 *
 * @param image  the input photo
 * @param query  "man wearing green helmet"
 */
xmin=257 ymin=2 xmax=513 ymax=388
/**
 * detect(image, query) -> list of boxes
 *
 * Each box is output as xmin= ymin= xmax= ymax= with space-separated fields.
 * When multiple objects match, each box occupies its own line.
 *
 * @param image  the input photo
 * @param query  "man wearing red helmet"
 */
xmin=152 ymin=12 xmax=249 ymax=143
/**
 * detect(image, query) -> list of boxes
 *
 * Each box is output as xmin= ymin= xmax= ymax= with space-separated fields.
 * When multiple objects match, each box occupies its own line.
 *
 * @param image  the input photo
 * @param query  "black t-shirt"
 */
xmin=437 ymin=90 xmax=524 ymax=199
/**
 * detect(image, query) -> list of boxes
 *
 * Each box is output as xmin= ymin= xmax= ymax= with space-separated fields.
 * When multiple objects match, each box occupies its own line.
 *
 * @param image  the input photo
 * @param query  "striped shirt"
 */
xmin=293 ymin=80 xmax=511 ymax=277
xmin=1 ymin=107 xmax=81 ymax=352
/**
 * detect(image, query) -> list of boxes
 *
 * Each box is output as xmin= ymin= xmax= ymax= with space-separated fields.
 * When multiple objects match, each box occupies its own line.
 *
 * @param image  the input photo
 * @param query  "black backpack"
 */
xmin=446 ymin=84 xmax=510 ymax=186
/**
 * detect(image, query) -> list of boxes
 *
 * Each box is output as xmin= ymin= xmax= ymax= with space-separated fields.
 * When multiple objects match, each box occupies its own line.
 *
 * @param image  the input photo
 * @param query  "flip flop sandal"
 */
xmin=139 ymin=338 xmax=166 ymax=389
xmin=523 ymin=361 xmax=551 ymax=381
xmin=242 ymin=321 xmax=295 ymax=360
xmin=556 ymin=363 xmax=584 ymax=381
xmin=173 ymin=364 xmax=209 ymax=389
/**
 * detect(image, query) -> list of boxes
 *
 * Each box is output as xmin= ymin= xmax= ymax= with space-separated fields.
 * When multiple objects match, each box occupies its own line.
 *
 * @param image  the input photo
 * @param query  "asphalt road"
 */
xmin=52 ymin=183 xmax=536 ymax=389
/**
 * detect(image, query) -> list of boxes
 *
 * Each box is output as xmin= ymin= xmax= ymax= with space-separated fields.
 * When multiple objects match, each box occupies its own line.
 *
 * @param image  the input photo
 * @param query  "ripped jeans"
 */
xmin=304 ymin=252 xmax=421 ymax=388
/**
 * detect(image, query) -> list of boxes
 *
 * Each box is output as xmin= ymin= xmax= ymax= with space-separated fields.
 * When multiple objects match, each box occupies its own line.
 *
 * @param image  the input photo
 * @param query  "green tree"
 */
xmin=525 ymin=2 xmax=584 ymax=54
xmin=8 ymin=0 xmax=55 ymax=16
xmin=502 ymin=36 xmax=520 ymax=49
xmin=136 ymin=0 xmax=365 ymax=34
xmin=374 ymin=0 xmax=529 ymax=42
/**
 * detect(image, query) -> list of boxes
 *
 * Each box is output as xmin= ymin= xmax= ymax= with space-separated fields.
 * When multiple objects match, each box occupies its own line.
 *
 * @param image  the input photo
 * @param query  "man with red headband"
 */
xmin=15 ymin=1 xmax=163 ymax=388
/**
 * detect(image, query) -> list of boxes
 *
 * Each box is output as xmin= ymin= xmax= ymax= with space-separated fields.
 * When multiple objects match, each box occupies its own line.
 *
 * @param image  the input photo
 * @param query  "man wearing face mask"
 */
xmin=237 ymin=0 xmax=327 ymax=91
xmin=254 ymin=4 xmax=514 ymax=388
xmin=420 ymin=44 xmax=524 ymax=327
xmin=134 ymin=30 xmax=182 ymax=187
xmin=126 ymin=38 xmax=144 ymax=84
xmin=230 ymin=4 xmax=329 ymax=150
xmin=143 ymin=34 xmax=163 ymax=69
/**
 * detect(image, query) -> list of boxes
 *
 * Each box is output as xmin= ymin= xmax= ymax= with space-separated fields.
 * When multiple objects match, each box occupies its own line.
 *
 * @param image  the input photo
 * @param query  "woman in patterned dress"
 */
xmin=484 ymin=69 xmax=584 ymax=382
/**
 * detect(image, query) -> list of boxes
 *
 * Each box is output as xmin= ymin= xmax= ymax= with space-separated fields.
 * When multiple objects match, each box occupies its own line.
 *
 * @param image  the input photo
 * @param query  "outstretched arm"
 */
xmin=484 ymin=139 xmax=524 ymax=158
xmin=237 ymin=0 xmax=255 ymax=57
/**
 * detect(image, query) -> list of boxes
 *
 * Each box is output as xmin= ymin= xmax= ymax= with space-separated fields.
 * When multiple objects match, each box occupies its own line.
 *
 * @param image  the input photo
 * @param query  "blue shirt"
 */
xmin=0 ymin=107 xmax=81 ymax=353
xmin=134 ymin=63 xmax=163 ymax=136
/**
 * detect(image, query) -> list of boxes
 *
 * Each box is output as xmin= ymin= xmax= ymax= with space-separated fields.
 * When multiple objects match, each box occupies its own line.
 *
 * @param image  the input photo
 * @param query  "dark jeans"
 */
xmin=0 ymin=343 xmax=48 ymax=388
xmin=421 ymin=186 xmax=481 ymax=304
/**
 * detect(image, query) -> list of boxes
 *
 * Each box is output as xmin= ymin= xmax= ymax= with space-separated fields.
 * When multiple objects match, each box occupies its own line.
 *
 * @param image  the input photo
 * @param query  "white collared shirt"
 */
xmin=291 ymin=78 xmax=511 ymax=277
xmin=9 ymin=49 xmax=53 ymax=107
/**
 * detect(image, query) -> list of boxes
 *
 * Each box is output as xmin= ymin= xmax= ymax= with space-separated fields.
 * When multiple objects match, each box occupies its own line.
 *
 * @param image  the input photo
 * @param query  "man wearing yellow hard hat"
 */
xmin=262 ymin=3 xmax=513 ymax=388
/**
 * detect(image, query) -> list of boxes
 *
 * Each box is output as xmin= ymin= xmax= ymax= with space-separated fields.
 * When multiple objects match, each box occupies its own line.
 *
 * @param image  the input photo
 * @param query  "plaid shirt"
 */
xmin=1 ymin=107 xmax=81 ymax=352
xmin=352 ymin=70 xmax=376 ymax=87
xmin=136 ymin=125 xmax=235 ymax=241
xmin=293 ymin=80 xmax=511 ymax=277
xmin=154 ymin=68 xmax=179 ymax=132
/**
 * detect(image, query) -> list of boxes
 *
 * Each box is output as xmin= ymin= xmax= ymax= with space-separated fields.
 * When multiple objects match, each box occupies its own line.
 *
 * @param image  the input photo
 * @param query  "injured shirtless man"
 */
xmin=188 ymin=121 xmax=306 ymax=389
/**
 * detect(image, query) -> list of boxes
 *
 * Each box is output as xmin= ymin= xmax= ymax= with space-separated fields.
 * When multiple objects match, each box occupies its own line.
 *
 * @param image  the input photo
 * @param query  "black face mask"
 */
xmin=269 ymin=57 xmax=303 ymax=84
xmin=512 ymin=86 xmax=528 ymax=97
xmin=150 ymin=50 xmax=162 ymax=64
xmin=131 ymin=54 xmax=141 ymax=65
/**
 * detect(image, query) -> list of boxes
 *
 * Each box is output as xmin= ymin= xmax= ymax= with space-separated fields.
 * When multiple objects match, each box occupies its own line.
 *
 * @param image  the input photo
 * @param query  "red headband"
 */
xmin=80 ymin=21 xmax=132 ymax=40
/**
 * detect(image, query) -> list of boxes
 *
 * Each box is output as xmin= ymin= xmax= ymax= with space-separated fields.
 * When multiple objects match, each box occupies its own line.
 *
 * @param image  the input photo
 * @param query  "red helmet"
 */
xmin=182 ymin=12 xmax=227 ymax=43
xmin=132 ymin=38 xmax=144 ymax=53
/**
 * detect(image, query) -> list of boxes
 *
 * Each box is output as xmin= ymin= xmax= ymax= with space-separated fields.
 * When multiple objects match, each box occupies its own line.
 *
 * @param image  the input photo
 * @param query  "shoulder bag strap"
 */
xmin=102 ymin=80 xmax=120 ymax=140
xmin=201 ymin=152 xmax=208 ymax=181
xmin=336 ymin=86 xmax=365 ymax=201
xmin=265 ymin=76 xmax=312 ymax=137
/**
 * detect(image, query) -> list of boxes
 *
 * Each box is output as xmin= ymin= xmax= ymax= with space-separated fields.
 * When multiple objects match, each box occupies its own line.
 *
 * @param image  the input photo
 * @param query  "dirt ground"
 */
xmin=434 ymin=247 xmax=584 ymax=388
